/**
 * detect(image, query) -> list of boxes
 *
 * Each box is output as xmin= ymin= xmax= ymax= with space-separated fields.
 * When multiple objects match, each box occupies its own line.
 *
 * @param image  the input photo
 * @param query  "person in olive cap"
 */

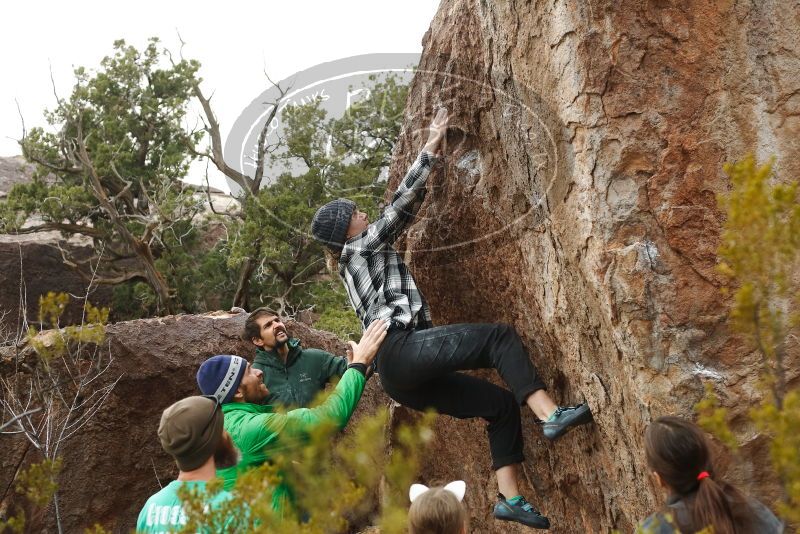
xmin=243 ymin=307 xmax=348 ymax=407
xmin=311 ymin=108 xmax=594 ymax=530
xmin=136 ymin=396 xmax=240 ymax=533
xmin=196 ymin=318 xmax=387 ymax=513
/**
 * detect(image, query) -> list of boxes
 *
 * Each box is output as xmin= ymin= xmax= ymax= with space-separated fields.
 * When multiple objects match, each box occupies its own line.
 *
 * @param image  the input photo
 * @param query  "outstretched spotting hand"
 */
xmin=422 ymin=107 xmax=449 ymax=156
xmin=347 ymin=319 xmax=388 ymax=367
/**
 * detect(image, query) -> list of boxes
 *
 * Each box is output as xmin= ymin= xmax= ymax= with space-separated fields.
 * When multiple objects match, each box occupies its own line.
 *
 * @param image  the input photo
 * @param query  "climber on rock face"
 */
xmin=311 ymin=107 xmax=594 ymax=530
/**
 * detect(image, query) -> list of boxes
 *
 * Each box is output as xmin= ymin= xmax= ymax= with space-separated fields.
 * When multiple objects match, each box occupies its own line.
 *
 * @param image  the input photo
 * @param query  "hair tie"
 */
xmin=697 ymin=471 xmax=710 ymax=481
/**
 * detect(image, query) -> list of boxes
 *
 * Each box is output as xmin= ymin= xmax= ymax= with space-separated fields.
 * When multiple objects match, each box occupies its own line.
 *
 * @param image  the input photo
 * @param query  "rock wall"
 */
xmin=0 ymin=156 xmax=35 ymax=196
xmin=386 ymin=1 xmax=800 ymax=532
xmin=0 ymin=312 xmax=389 ymax=533
xmin=0 ymin=241 xmax=114 ymax=333
xmin=3 ymin=3 xmax=800 ymax=532
xmin=0 ymin=155 xmax=112 ymax=331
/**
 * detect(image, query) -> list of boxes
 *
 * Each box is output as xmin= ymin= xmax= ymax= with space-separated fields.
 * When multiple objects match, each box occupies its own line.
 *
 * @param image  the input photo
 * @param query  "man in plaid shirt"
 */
xmin=337 ymin=149 xmax=434 ymax=332
xmin=312 ymin=108 xmax=593 ymax=530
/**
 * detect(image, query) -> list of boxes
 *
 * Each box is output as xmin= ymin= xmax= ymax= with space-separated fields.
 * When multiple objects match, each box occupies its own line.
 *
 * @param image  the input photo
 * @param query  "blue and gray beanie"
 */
xmin=196 ymin=355 xmax=247 ymax=403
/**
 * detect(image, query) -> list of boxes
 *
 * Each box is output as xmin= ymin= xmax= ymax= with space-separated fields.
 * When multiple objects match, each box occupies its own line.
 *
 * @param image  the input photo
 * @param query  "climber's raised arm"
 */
xmin=374 ymin=107 xmax=449 ymax=245
xmin=312 ymin=108 xmax=449 ymax=253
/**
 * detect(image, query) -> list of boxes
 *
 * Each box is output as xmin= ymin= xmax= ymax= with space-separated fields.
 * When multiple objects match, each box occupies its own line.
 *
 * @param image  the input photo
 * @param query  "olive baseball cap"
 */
xmin=157 ymin=396 xmax=223 ymax=471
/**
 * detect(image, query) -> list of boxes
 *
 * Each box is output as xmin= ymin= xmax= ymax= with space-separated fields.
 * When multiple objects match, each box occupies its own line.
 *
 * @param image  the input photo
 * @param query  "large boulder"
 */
xmin=4 ymin=3 xmax=800 ymax=532
xmin=0 ymin=312 xmax=389 ymax=533
xmin=0 ymin=240 xmax=114 ymax=333
xmin=0 ymin=156 xmax=35 ymax=197
xmin=0 ymin=155 xmax=112 ymax=331
xmin=385 ymin=1 xmax=800 ymax=532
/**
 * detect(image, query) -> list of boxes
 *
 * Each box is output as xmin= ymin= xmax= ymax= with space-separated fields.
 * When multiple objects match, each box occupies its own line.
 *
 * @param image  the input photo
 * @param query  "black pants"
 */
xmin=376 ymin=323 xmax=547 ymax=470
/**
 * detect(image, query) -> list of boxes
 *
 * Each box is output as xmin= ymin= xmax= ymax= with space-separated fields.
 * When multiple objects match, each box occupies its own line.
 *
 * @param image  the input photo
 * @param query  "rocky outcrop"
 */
xmin=385 ymin=1 xmax=800 ymax=532
xmin=0 ymin=312 xmax=389 ymax=533
xmin=0 ymin=156 xmax=112 ymax=331
xmin=0 ymin=156 xmax=35 ymax=198
xmin=3 ymin=3 xmax=800 ymax=532
xmin=0 ymin=241 xmax=114 ymax=333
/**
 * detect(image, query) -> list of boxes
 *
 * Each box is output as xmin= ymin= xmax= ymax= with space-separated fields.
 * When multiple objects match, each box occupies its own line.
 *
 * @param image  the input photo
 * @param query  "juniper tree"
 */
xmin=0 ymin=38 xmax=204 ymax=314
xmin=199 ymin=75 xmax=409 ymax=336
xmin=1 ymin=36 xmax=410 ymax=325
xmin=696 ymin=155 xmax=800 ymax=525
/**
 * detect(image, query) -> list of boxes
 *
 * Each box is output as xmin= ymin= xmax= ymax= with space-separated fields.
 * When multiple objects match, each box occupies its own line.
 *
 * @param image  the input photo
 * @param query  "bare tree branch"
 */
xmin=14 ymin=98 xmax=26 ymax=145
xmin=48 ymin=60 xmax=63 ymax=107
xmin=0 ymin=408 xmax=42 ymax=432
xmin=21 ymin=148 xmax=83 ymax=175
xmin=250 ymin=85 xmax=288 ymax=193
xmin=8 ymin=222 xmax=104 ymax=238
xmin=55 ymin=242 xmax=147 ymax=285
xmin=202 ymin=160 xmax=238 ymax=218
xmin=108 ymin=162 xmax=138 ymax=214
xmin=75 ymin=124 xmax=174 ymax=313
xmin=190 ymin=82 xmax=252 ymax=192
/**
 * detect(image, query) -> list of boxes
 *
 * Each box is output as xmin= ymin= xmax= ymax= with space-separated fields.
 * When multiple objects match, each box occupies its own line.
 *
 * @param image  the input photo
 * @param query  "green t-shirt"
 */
xmin=136 ymin=480 xmax=232 ymax=533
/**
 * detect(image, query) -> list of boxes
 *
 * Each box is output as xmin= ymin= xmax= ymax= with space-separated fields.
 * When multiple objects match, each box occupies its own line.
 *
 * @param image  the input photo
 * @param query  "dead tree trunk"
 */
xmin=232 ymin=254 xmax=258 ymax=310
xmin=76 ymin=131 xmax=176 ymax=314
xmin=193 ymin=79 xmax=287 ymax=310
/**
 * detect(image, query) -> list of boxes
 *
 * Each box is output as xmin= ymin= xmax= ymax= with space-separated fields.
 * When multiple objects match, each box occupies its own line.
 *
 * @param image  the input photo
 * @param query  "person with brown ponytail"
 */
xmin=638 ymin=416 xmax=783 ymax=534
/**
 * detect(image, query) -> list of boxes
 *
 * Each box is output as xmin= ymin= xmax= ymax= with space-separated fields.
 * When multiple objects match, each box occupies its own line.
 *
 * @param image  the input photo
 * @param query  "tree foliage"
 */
xmin=0 ymin=38 xmax=204 ymax=314
xmin=1 ymin=38 xmax=410 ymax=327
xmin=0 ymin=458 xmax=62 ymax=533
xmin=207 ymin=75 xmax=409 ymax=335
xmin=177 ymin=407 xmax=435 ymax=533
xmin=716 ymin=156 xmax=800 ymax=407
xmin=695 ymin=155 xmax=800 ymax=525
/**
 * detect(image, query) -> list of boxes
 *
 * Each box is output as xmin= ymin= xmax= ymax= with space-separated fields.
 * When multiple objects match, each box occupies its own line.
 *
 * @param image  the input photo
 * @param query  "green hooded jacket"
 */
xmin=216 ymin=367 xmax=366 ymax=511
xmin=253 ymin=338 xmax=348 ymax=407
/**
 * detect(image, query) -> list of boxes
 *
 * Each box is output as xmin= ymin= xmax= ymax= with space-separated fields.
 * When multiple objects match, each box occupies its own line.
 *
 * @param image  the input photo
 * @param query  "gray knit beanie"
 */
xmin=311 ymin=198 xmax=356 ymax=249
xmin=158 ymin=396 xmax=223 ymax=472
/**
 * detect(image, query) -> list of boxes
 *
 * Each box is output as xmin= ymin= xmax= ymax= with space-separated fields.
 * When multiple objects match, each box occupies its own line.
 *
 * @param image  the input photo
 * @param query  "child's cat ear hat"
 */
xmin=409 ymin=480 xmax=466 ymax=502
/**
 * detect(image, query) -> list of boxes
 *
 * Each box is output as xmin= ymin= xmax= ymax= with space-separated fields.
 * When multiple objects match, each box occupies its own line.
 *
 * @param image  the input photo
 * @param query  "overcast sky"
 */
xmin=0 ymin=0 xmax=440 ymax=189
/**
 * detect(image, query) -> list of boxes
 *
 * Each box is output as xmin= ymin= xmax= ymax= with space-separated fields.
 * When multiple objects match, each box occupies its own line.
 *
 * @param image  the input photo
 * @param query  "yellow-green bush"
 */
xmin=695 ymin=155 xmax=800 ymax=526
xmin=1 ymin=292 xmax=112 ymax=532
xmin=178 ymin=407 xmax=435 ymax=533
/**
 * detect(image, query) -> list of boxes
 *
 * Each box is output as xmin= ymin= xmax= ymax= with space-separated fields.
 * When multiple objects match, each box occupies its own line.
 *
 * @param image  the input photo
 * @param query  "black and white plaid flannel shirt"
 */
xmin=338 ymin=151 xmax=438 ymax=331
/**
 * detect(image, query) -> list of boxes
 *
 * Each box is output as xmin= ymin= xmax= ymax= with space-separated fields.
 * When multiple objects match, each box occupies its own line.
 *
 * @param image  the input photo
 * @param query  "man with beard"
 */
xmin=243 ymin=307 xmax=348 ymax=407
xmin=196 ymin=318 xmax=386 ymax=512
xmin=136 ymin=396 xmax=240 ymax=533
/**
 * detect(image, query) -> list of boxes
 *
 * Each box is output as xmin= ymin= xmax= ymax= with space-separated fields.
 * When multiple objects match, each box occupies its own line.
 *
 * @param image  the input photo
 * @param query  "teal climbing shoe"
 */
xmin=542 ymin=403 xmax=593 ymax=441
xmin=494 ymin=494 xmax=550 ymax=529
